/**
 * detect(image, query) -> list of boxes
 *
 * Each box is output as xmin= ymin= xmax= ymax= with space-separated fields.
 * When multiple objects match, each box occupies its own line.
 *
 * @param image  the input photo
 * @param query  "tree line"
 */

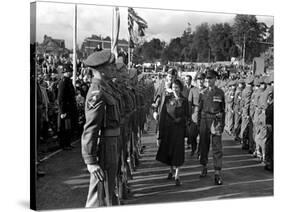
xmin=133 ymin=14 xmax=273 ymax=64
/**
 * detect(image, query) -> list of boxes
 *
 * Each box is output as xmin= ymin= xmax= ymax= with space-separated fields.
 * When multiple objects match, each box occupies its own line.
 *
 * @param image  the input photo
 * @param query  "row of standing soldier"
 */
xmin=80 ymin=50 xmax=155 ymax=207
xmin=223 ymin=74 xmax=274 ymax=171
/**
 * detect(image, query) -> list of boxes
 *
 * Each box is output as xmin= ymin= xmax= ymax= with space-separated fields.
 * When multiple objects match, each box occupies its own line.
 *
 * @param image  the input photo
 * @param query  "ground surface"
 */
xmin=36 ymin=119 xmax=273 ymax=210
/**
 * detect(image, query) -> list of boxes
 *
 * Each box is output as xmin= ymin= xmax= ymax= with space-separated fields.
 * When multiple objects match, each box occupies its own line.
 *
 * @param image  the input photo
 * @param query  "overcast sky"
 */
xmin=35 ymin=1 xmax=274 ymax=49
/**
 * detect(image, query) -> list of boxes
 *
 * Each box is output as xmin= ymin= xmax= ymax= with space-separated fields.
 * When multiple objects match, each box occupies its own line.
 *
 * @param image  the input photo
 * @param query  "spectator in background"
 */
xmin=57 ymin=64 xmax=78 ymax=150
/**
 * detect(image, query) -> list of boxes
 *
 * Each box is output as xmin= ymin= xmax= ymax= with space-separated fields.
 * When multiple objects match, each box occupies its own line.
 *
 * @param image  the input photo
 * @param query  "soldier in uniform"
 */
xmin=198 ymin=69 xmax=225 ymax=185
xmin=240 ymin=76 xmax=254 ymax=150
xmin=224 ymin=81 xmax=236 ymax=136
xmin=255 ymin=76 xmax=271 ymax=163
xmin=233 ymin=79 xmax=244 ymax=143
xmin=249 ymin=78 xmax=260 ymax=154
xmin=187 ymin=72 xmax=206 ymax=156
xmin=57 ymin=64 xmax=78 ymax=150
xmin=81 ymin=50 xmax=120 ymax=207
xmin=264 ymin=75 xmax=273 ymax=171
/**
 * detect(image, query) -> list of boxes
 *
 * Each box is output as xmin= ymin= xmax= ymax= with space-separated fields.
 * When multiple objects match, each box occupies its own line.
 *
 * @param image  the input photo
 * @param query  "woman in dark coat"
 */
xmin=156 ymin=79 xmax=188 ymax=186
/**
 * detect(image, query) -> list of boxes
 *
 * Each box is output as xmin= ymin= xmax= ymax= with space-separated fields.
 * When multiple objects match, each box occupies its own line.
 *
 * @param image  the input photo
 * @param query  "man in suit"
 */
xmin=57 ymin=64 xmax=77 ymax=150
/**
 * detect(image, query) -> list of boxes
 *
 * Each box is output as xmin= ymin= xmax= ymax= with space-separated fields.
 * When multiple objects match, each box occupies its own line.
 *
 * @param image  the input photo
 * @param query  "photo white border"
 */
xmin=0 ymin=0 xmax=279 ymax=211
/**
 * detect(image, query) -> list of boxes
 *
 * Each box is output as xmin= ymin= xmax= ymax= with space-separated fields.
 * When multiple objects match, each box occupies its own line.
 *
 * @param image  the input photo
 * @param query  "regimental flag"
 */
xmin=128 ymin=7 xmax=148 ymax=48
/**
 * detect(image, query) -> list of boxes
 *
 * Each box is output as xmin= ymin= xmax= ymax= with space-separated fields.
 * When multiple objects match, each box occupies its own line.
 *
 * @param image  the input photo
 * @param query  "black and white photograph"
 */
xmin=29 ymin=0 xmax=274 ymax=210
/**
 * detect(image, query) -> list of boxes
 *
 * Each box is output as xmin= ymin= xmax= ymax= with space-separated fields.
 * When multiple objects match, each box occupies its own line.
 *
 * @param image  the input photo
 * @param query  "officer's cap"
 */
xmin=206 ymin=69 xmax=218 ymax=79
xmin=196 ymin=72 xmax=206 ymax=80
xmin=84 ymin=50 xmax=115 ymax=68
xmin=245 ymin=75 xmax=254 ymax=84
xmin=62 ymin=63 xmax=73 ymax=73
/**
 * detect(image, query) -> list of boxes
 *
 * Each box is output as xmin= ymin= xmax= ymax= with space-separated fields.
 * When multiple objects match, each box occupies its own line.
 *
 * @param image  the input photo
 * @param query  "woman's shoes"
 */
xmin=200 ymin=167 xmax=208 ymax=177
xmin=167 ymin=172 xmax=173 ymax=180
xmin=175 ymin=178 xmax=181 ymax=186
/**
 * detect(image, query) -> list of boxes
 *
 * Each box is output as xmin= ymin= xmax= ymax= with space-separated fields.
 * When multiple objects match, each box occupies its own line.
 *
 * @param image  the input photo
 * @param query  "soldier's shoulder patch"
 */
xmin=87 ymin=90 xmax=103 ymax=109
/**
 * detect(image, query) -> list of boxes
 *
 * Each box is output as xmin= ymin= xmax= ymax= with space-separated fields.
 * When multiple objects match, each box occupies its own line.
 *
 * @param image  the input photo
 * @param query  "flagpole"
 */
xmin=72 ymin=3 xmax=77 ymax=88
xmin=111 ymin=7 xmax=114 ymax=51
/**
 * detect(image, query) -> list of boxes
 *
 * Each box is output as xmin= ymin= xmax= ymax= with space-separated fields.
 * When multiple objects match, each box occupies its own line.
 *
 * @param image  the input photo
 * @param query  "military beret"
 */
xmin=84 ymin=50 xmax=115 ymax=68
xmin=196 ymin=72 xmax=206 ymax=80
xmin=62 ymin=63 xmax=72 ymax=73
xmin=206 ymin=69 xmax=218 ymax=78
xmin=167 ymin=68 xmax=177 ymax=76
xmin=246 ymin=75 xmax=254 ymax=84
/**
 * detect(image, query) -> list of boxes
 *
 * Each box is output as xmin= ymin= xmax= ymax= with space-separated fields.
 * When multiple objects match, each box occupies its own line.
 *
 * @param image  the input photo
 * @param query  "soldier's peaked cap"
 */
xmin=84 ymin=50 xmax=115 ymax=68
xmin=206 ymin=69 xmax=218 ymax=78
xmin=196 ymin=72 xmax=206 ymax=79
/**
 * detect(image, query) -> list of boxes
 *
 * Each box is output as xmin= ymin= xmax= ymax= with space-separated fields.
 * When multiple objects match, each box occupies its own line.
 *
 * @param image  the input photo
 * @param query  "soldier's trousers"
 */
xmin=199 ymin=118 xmax=223 ymax=170
xmin=248 ymin=118 xmax=255 ymax=152
xmin=85 ymin=137 xmax=119 ymax=208
xmin=226 ymin=111 xmax=234 ymax=134
xmin=187 ymin=122 xmax=199 ymax=152
xmin=255 ymin=112 xmax=267 ymax=157
xmin=240 ymin=115 xmax=250 ymax=147
xmin=234 ymin=112 xmax=242 ymax=139
xmin=265 ymin=125 xmax=273 ymax=167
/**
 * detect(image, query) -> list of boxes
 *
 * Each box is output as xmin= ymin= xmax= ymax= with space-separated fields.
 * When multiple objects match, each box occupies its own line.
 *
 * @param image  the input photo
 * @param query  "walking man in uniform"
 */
xmin=187 ymin=73 xmax=206 ymax=156
xmin=81 ymin=50 xmax=120 ymax=207
xmin=198 ymin=69 xmax=225 ymax=185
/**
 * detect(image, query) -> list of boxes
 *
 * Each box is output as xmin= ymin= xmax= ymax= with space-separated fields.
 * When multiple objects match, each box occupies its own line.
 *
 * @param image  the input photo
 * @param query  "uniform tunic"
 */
xmin=81 ymin=78 xmax=121 ymax=207
xmin=198 ymin=86 xmax=225 ymax=170
xmin=225 ymin=88 xmax=235 ymax=134
xmin=256 ymin=86 xmax=272 ymax=157
xmin=240 ymin=86 xmax=253 ymax=145
xmin=233 ymin=87 xmax=243 ymax=139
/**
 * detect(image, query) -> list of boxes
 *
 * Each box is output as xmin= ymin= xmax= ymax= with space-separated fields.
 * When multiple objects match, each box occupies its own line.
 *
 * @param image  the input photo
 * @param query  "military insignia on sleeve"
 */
xmin=87 ymin=90 xmax=101 ymax=109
